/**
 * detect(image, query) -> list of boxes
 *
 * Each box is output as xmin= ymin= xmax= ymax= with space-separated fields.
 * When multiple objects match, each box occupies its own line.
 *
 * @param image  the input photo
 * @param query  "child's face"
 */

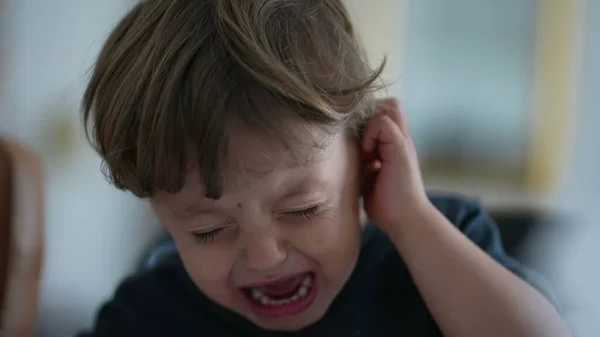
xmin=151 ymin=127 xmax=363 ymax=331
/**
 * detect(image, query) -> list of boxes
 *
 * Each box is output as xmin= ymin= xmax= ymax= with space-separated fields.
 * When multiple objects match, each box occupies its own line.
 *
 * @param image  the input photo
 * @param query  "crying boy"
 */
xmin=79 ymin=1 xmax=567 ymax=336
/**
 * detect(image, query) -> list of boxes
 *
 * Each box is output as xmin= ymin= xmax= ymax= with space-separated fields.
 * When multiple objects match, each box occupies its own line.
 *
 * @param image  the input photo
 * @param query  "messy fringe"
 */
xmin=83 ymin=0 xmax=385 ymax=199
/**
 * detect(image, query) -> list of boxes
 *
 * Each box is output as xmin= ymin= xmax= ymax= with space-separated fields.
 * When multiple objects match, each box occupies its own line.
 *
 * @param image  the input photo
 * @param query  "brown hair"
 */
xmin=82 ymin=0 xmax=384 ymax=199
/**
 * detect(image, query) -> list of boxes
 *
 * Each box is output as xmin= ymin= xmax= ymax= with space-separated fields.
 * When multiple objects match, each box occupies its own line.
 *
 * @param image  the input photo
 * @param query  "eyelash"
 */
xmin=284 ymin=206 xmax=319 ymax=219
xmin=193 ymin=228 xmax=223 ymax=244
xmin=191 ymin=206 xmax=320 ymax=244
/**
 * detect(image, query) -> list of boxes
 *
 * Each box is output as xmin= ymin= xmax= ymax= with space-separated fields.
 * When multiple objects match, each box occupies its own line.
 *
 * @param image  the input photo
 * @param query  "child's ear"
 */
xmin=359 ymin=149 xmax=381 ymax=200
xmin=356 ymin=142 xmax=366 ymax=193
xmin=352 ymin=127 xmax=378 ymax=198
xmin=359 ymin=197 xmax=368 ymax=228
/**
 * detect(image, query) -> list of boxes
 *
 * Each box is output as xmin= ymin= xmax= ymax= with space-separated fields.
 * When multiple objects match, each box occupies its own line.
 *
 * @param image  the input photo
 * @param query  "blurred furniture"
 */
xmin=139 ymin=233 xmax=177 ymax=271
xmin=0 ymin=138 xmax=44 ymax=337
xmin=404 ymin=0 xmax=583 ymax=198
xmin=488 ymin=209 xmax=550 ymax=264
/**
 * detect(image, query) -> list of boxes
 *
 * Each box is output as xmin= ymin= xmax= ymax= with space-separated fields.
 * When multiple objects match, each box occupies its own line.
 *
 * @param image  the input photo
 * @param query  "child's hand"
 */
xmin=361 ymin=98 xmax=430 ymax=236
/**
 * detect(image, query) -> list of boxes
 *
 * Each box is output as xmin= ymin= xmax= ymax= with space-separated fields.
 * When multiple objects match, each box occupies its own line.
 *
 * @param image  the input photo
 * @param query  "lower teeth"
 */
xmin=250 ymin=274 xmax=313 ymax=306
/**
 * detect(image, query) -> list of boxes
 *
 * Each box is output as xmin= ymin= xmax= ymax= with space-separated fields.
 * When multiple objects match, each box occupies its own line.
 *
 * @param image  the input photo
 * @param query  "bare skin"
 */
xmin=151 ymin=97 xmax=569 ymax=335
xmin=152 ymin=128 xmax=363 ymax=332
xmin=361 ymin=99 xmax=571 ymax=337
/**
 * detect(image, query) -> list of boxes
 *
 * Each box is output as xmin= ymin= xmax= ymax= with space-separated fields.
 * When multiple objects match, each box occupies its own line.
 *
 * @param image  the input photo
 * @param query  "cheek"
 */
xmin=151 ymin=203 xmax=240 ymax=308
xmin=289 ymin=207 xmax=361 ymax=267
xmin=298 ymin=211 xmax=361 ymax=291
xmin=156 ymin=213 xmax=233 ymax=290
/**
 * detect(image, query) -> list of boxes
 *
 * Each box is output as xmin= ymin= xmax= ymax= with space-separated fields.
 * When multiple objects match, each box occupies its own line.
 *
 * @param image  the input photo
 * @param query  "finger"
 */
xmin=361 ymin=115 xmax=405 ymax=164
xmin=375 ymin=98 xmax=410 ymax=137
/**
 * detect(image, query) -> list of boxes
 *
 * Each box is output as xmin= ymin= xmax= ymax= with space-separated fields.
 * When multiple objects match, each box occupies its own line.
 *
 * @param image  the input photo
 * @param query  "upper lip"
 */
xmin=239 ymin=271 xmax=312 ymax=289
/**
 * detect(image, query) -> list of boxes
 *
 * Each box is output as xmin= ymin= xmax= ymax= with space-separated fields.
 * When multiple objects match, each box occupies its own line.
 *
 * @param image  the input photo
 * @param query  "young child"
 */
xmin=78 ymin=1 xmax=568 ymax=336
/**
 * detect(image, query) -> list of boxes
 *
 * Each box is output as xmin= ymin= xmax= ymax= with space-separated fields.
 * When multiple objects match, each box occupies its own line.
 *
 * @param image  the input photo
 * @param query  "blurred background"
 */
xmin=0 ymin=0 xmax=598 ymax=336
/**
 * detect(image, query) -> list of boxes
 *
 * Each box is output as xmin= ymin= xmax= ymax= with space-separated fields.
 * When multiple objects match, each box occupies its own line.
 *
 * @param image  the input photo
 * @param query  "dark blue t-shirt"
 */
xmin=78 ymin=196 xmax=551 ymax=337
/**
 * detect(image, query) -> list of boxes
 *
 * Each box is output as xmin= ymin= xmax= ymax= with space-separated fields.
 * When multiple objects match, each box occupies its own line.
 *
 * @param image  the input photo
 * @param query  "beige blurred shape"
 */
xmin=0 ymin=138 xmax=45 ymax=337
xmin=45 ymin=113 xmax=78 ymax=160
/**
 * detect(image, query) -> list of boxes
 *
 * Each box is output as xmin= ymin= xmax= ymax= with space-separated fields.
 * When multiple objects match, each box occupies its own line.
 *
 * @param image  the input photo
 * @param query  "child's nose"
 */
xmin=242 ymin=233 xmax=287 ymax=272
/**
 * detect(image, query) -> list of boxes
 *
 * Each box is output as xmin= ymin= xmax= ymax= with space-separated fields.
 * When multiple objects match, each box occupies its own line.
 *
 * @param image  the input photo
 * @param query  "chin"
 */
xmin=250 ymin=308 xmax=326 ymax=332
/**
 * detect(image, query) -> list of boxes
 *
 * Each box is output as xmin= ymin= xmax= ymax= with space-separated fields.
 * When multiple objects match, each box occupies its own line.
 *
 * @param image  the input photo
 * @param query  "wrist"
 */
xmin=387 ymin=199 xmax=440 ymax=247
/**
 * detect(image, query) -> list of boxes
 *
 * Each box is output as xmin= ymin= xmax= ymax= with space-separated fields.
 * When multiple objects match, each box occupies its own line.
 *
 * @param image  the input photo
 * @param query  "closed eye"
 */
xmin=284 ymin=206 xmax=319 ymax=219
xmin=193 ymin=228 xmax=224 ymax=244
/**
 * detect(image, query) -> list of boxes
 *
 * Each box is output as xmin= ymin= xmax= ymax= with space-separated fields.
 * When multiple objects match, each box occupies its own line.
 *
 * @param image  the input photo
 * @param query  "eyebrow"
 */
xmin=172 ymin=177 xmax=327 ymax=219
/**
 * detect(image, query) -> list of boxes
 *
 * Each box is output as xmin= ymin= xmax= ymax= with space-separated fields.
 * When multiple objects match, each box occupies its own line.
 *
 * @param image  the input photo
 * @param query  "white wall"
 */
xmin=344 ymin=0 xmax=407 ymax=99
xmin=559 ymin=0 xmax=600 ymax=214
xmin=539 ymin=0 xmax=600 ymax=335
xmin=1 ymin=1 xmax=162 ymax=336
xmin=403 ymin=0 xmax=537 ymax=169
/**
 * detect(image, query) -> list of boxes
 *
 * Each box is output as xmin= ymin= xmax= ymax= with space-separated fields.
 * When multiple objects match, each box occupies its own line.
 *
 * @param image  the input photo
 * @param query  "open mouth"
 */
xmin=241 ymin=272 xmax=317 ymax=318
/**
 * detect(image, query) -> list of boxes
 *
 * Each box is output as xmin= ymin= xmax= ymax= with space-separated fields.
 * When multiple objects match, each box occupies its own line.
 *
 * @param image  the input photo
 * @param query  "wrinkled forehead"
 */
xmin=226 ymin=126 xmax=334 ymax=174
xmin=221 ymin=125 xmax=339 ymax=186
xmin=174 ymin=125 xmax=343 ymax=199
xmin=151 ymin=126 xmax=352 ymax=210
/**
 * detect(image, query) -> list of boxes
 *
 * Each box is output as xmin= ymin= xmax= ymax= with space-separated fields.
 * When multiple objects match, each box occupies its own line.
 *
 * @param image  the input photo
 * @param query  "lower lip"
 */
xmin=243 ymin=273 xmax=318 ymax=318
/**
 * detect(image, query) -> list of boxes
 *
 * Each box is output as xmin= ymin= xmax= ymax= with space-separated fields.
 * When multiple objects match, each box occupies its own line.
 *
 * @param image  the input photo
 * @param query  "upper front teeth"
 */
xmin=251 ymin=288 xmax=262 ymax=300
xmin=250 ymin=274 xmax=313 ymax=307
xmin=302 ymin=275 xmax=312 ymax=287
xmin=297 ymin=286 xmax=307 ymax=297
